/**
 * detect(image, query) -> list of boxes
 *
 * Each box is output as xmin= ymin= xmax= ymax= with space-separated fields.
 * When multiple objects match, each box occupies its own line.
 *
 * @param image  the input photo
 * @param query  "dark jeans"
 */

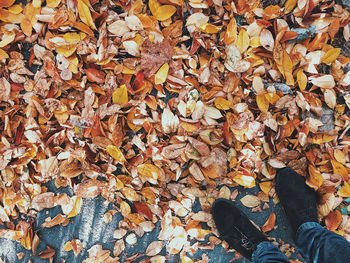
xmin=251 ymin=222 xmax=350 ymax=263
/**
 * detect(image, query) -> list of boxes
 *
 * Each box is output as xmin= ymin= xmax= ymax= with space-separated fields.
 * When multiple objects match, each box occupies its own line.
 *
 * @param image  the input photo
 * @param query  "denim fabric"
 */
xmin=251 ymin=222 xmax=350 ymax=263
xmin=296 ymin=222 xmax=350 ymax=263
xmin=251 ymin=241 xmax=290 ymax=263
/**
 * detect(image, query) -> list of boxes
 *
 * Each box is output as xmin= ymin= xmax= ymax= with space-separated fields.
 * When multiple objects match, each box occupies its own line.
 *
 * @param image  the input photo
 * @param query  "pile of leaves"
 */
xmin=0 ymin=0 xmax=350 ymax=261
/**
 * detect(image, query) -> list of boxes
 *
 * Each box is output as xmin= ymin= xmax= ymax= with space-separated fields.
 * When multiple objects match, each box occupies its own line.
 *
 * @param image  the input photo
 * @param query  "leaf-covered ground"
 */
xmin=0 ymin=0 xmax=350 ymax=262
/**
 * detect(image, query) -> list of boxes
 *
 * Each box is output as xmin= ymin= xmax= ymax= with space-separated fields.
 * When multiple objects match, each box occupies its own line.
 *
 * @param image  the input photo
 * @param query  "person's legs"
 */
xmin=211 ymin=198 xmax=289 ymax=262
xmin=276 ymin=167 xmax=350 ymax=263
xmin=296 ymin=222 xmax=350 ymax=263
xmin=251 ymin=241 xmax=290 ymax=263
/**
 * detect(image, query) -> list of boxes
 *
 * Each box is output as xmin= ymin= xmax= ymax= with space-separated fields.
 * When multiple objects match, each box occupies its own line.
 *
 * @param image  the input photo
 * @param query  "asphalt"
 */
xmin=0 ymin=182 xmax=305 ymax=263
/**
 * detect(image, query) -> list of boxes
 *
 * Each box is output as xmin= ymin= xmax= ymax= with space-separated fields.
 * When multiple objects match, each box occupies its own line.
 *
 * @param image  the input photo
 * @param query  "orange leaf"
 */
xmin=325 ymin=210 xmax=341 ymax=231
xmin=86 ymin=68 xmax=105 ymax=83
xmin=224 ymin=18 xmax=237 ymax=45
xmin=261 ymin=212 xmax=276 ymax=232
xmin=0 ymin=0 xmax=16 ymax=7
xmin=280 ymin=31 xmax=298 ymax=43
xmin=134 ymin=202 xmax=153 ymax=220
xmin=263 ymin=5 xmax=281 ymax=20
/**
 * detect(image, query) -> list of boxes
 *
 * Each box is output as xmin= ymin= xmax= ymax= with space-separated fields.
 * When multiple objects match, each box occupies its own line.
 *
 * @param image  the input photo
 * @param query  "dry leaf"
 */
xmin=146 ymin=241 xmax=163 ymax=256
xmin=240 ymin=195 xmax=260 ymax=208
xmin=261 ymin=212 xmax=276 ymax=232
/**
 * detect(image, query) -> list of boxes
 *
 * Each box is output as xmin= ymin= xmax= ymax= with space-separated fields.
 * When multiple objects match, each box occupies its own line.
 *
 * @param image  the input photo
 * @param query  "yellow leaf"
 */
xmin=297 ymin=70 xmax=307 ymax=91
xmin=149 ymin=0 xmax=160 ymax=17
xmin=64 ymin=32 xmax=87 ymax=44
xmin=154 ymin=63 xmax=169 ymax=84
xmin=331 ymin=160 xmax=348 ymax=180
xmin=257 ymin=93 xmax=269 ymax=113
xmin=224 ymin=17 xmax=237 ymax=45
xmin=20 ymin=230 xmax=32 ymax=250
xmin=0 ymin=48 xmax=9 ymax=60
xmin=260 ymin=181 xmax=272 ymax=194
xmin=284 ymin=0 xmax=297 ymax=14
xmin=321 ymin=48 xmax=340 ymax=64
xmin=77 ymin=0 xmax=96 ymax=29
xmin=338 ymin=181 xmax=350 ymax=197
xmin=8 ymin=4 xmax=23 ymax=14
xmin=0 ymin=32 xmax=15 ymax=48
xmin=137 ymin=163 xmax=162 ymax=184
xmin=233 ymin=174 xmax=256 ymax=188
xmin=46 ymin=0 xmax=61 ymax=8
xmin=106 ymin=145 xmax=126 ymax=164
xmin=67 ymin=55 xmax=79 ymax=74
xmin=307 ymin=165 xmax=323 ymax=190
xmin=282 ymin=50 xmax=294 ymax=85
xmin=56 ymin=46 xmax=77 ymax=57
xmin=155 ymin=5 xmax=176 ymax=21
xmin=265 ymin=92 xmax=280 ymax=105
xmin=112 ymin=84 xmax=128 ymax=105
xmin=67 ymin=196 xmax=82 ymax=218
xmin=199 ymin=23 xmax=222 ymax=34
xmin=64 ymin=241 xmax=73 ymax=251
xmin=334 ymin=149 xmax=346 ymax=165
xmin=214 ymin=97 xmax=232 ymax=110
xmin=236 ymin=29 xmax=249 ymax=54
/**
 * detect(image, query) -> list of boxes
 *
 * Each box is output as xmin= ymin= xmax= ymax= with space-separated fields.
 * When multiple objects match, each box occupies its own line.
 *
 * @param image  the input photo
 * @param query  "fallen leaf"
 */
xmin=261 ymin=212 xmax=276 ymax=232
xmin=240 ymin=195 xmax=260 ymax=208
xmin=146 ymin=241 xmax=163 ymax=256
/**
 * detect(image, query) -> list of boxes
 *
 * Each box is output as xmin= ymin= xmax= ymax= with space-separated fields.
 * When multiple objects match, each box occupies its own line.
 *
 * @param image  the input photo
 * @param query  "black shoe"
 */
xmin=276 ymin=167 xmax=318 ymax=237
xmin=211 ymin=198 xmax=268 ymax=260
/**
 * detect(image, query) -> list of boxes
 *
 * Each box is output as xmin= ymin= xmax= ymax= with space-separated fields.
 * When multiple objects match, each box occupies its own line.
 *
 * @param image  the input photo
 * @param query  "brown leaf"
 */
xmin=38 ymin=245 xmax=56 ymax=259
xmin=261 ymin=212 xmax=276 ymax=232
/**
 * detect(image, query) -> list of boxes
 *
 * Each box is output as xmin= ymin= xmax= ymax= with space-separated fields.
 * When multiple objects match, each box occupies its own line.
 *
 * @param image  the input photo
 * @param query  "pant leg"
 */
xmin=252 ymin=241 xmax=290 ymax=263
xmin=296 ymin=222 xmax=350 ymax=263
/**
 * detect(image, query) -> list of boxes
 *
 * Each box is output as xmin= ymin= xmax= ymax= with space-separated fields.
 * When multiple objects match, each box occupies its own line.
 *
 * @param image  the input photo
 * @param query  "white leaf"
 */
xmin=123 ymin=40 xmax=139 ymax=56
xmin=225 ymin=44 xmax=241 ymax=72
xmin=186 ymin=13 xmax=209 ymax=27
xmin=311 ymin=75 xmax=335 ymax=88
xmin=108 ymin=20 xmax=129 ymax=36
xmin=260 ymin=29 xmax=274 ymax=51
xmin=125 ymin=15 xmax=143 ymax=30
xmin=324 ymin=89 xmax=336 ymax=109
xmin=146 ymin=241 xmax=163 ymax=256
xmin=204 ymin=106 xmax=222 ymax=119
xmin=161 ymin=108 xmax=179 ymax=134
